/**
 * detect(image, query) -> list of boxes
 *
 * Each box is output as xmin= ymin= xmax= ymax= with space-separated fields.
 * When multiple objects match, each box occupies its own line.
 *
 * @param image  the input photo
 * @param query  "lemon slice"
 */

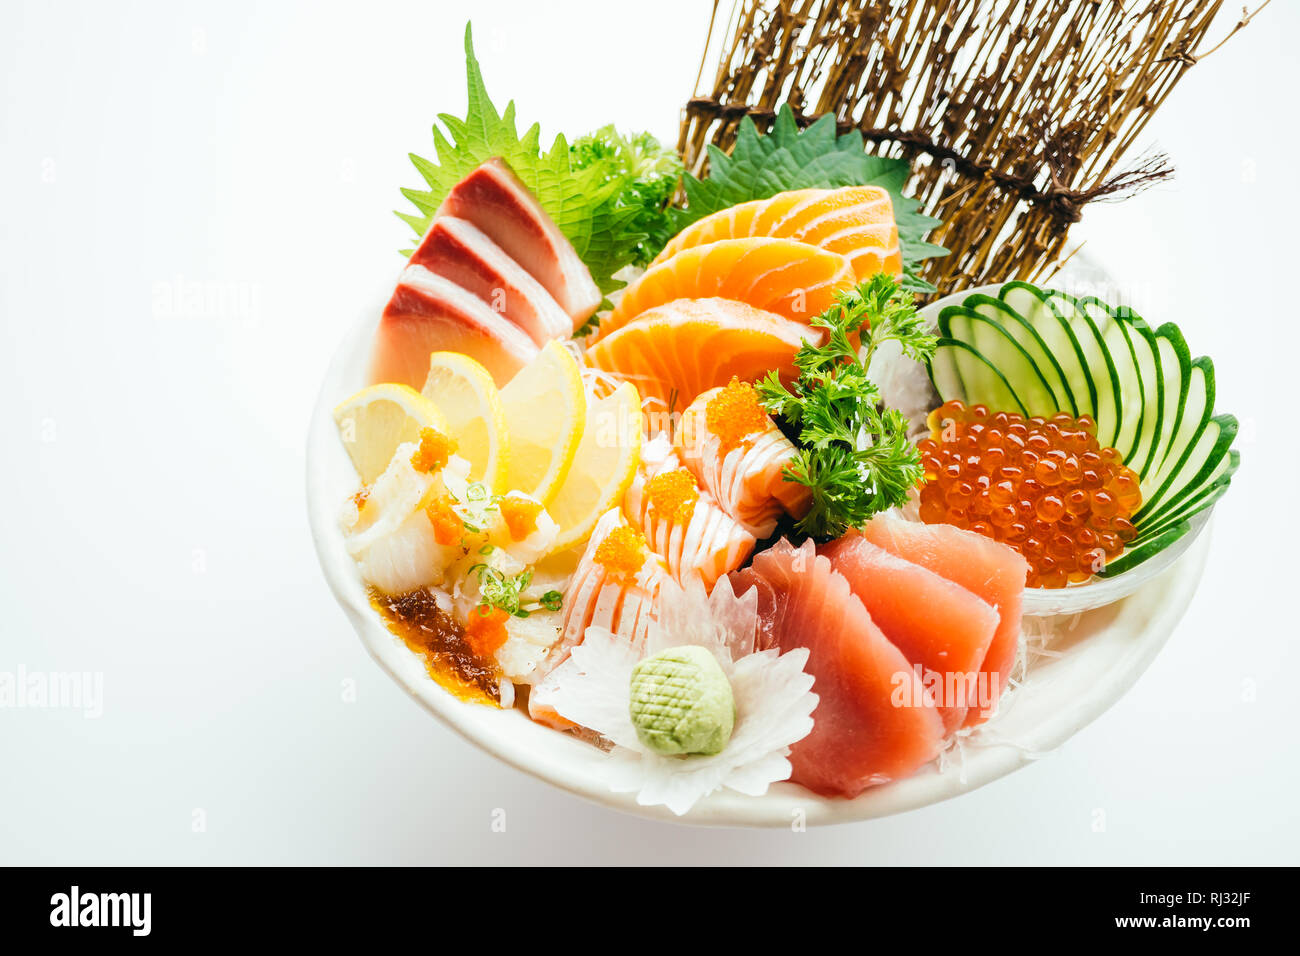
xmin=422 ymin=352 xmax=510 ymax=495
xmin=333 ymin=383 xmax=450 ymax=483
xmin=499 ymin=341 xmax=586 ymax=504
xmin=546 ymin=381 xmax=643 ymax=551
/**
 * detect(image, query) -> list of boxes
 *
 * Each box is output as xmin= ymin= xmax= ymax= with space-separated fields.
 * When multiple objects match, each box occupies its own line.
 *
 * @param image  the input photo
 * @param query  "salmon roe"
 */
xmin=645 ymin=468 xmax=700 ymax=523
xmin=410 ymin=427 xmax=458 ymax=473
xmin=705 ymin=377 xmax=769 ymax=453
xmin=464 ymin=604 xmax=510 ymax=657
xmin=594 ymin=525 xmax=648 ymax=583
xmin=500 ymin=496 xmax=543 ymax=541
xmin=916 ymin=400 xmax=1142 ymax=588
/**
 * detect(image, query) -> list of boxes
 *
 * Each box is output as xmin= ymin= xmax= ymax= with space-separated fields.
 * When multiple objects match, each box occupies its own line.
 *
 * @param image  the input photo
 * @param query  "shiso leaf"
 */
xmin=668 ymin=106 xmax=946 ymax=289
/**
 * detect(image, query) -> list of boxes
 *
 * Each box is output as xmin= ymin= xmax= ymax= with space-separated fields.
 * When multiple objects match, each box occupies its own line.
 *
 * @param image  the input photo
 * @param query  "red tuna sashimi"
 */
xmin=370 ymin=265 xmax=538 ymax=388
xmin=408 ymin=216 xmax=570 ymax=346
xmin=730 ymin=539 xmax=944 ymax=797
xmin=437 ymin=158 xmax=601 ymax=327
xmin=820 ymin=536 xmax=999 ymax=733
xmin=855 ymin=516 xmax=1029 ymax=727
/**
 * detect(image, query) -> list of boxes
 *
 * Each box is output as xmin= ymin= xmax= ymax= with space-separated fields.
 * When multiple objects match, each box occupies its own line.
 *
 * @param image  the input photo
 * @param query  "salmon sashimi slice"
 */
xmin=528 ymin=509 xmax=665 ymax=729
xmin=584 ymin=298 xmax=820 ymax=426
xmin=855 ymin=515 xmax=1029 ymax=727
xmin=437 ymin=158 xmax=601 ymax=327
xmin=370 ymin=265 xmax=538 ymax=388
xmin=820 ymin=535 xmax=1000 ymax=733
xmin=407 ymin=216 xmax=571 ymax=346
xmin=730 ymin=539 xmax=944 ymax=797
xmin=598 ymin=237 xmax=854 ymax=340
xmin=623 ymin=438 xmax=756 ymax=591
xmin=654 ymin=186 xmax=903 ymax=281
xmin=674 ymin=381 xmax=812 ymax=538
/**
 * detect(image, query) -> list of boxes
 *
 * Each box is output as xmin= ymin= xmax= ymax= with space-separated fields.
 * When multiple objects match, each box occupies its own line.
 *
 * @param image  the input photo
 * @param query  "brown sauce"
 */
xmin=369 ymin=587 xmax=501 ymax=706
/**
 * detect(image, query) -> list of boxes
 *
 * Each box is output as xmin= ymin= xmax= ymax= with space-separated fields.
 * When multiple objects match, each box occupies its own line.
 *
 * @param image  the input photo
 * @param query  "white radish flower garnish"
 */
xmin=540 ymin=573 xmax=817 ymax=815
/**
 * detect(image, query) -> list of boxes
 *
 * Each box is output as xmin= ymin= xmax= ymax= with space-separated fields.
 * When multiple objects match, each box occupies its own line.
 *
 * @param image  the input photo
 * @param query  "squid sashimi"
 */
xmin=820 ymin=535 xmax=999 ymax=733
xmin=730 ymin=539 xmax=944 ymax=797
xmin=438 ymin=158 xmax=601 ymax=327
xmin=855 ymin=515 xmax=1029 ymax=727
xmin=408 ymin=216 xmax=571 ymax=346
xmin=623 ymin=440 xmax=756 ymax=590
xmin=370 ymin=265 xmax=538 ymax=388
xmin=673 ymin=378 xmax=812 ymax=538
xmin=528 ymin=510 xmax=665 ymax=729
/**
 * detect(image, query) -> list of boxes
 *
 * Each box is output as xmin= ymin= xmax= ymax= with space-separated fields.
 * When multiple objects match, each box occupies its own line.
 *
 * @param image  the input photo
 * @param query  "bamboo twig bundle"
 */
xmin=679 ymin=0 xmax=1262 ymax=293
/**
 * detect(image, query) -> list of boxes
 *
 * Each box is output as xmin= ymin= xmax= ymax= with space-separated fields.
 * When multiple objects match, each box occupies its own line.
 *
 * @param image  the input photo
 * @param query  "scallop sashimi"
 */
xmin=730 ymin=539 xmax=944 ymax=797
xmin=655 ymin=186 xmax=903 ymax=281
xmin=584 ymin=298 xmax=817 ymax=420
xmin=820 ymin=535 xmax=999 ymax=733
xmin=528 ymin=510 xmax=665 ymax=728
xmin=371 ymin=265 xmax=539 ymax=388
xmin=674 ymin=378 xmax=812 ymax=538
xmin=597 ymin=237 xmax=854 ymax=340
xmin=623 ymin=448 xmax=756 ymax=591
xmin=855 ymin=515 xmax=1029 ymax=727
xmin=437 ymin=158 xmax=601 ymax=327
xmin=408 ymin=216 xmax=571 ymax=346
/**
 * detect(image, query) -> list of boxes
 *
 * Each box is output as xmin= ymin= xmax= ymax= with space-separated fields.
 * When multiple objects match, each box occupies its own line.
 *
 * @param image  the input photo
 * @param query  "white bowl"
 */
xmin=307 ymin=304 xmax=1213 ymax=827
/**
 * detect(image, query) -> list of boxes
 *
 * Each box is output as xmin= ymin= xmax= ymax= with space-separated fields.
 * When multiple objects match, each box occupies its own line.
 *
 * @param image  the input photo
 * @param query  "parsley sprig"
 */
xmin=756 ymin=273 xmax=938 ymax=539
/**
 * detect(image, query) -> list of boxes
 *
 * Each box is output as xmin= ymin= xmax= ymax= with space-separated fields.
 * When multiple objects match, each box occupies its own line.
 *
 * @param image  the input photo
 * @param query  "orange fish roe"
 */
xmin=410 ymin=427 xmax=457 ymax=473
xmin=351 ymin=486 xmax=370 ymax=511
xmin=645 ymin=468 xmax=701 ymax=524
xmin=425 ymin=492 xmax=464 ymax=546
xmin=705 ymin=376 xmax=770 ymax=453
xmin=464 ymin=604 xmax=510 ymax=658
xmin=916 ymin=400 xmax=1142 ymax=589
xmin=593 ymin=525 xmax=648 ymax=584
xmin=500 ymin=496 xmax=543 ymax=541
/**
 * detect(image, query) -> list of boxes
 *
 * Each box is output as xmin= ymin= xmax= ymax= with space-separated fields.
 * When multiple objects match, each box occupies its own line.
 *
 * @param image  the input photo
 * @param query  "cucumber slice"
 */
xmin=1001 ymin=281 xmax=1094 ymax=418
xmin=1082 ymin=297 xmax=1144 ymax=463
xmin=930 ymin=338 xmax=1028 ymax=415
xmin=1046 ymin=292 xmax=1121 ymax=445
xmin=965 ymin=294 xmax=1076 ymax=415
xmin=1117 ymin=314 xmax=1165 ymax=481
xmin=1141 ymin=338 xmax=1214 ymax=508
xmin=927 ymin=338 xmax=966 ymax=403
xmin=1131 ymin=450 xmax=1238 ymax=544
xmin=941 ymin=307 xmax=1057 ymax=416
xmin=1096 ymin=520 xmax=1191 ymax=578
xmin=1145 ymin=326 xmax=1192 ymax=488
xmin=1139 ymin=412 xmax=1236 ymax=526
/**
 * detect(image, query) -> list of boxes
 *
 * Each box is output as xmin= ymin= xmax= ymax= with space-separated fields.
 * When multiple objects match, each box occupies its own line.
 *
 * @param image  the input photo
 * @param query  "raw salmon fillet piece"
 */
xmin=674 ymin=384 xmax=811 ymax=538
xmin=731 ymin=539 xmax=944 ymax=797
xmin=855 ymin=516 xmax=1029 ymax=727
xmin=820 ymin=535 xmax=999 ymax=733
xmin=584 ymin=298 xmax=819 ymax=424
xmin=370 ymin=265 xmax=538 ymax=388
xmin=437 ymin=158 xmax=600 ymax=327
xmin=655 ymin=186 xmax=903 ymax=281
xmin=598 ymin=237 xmax=854 ymax=340
xmin=408 ymin=216 xmax=571 ymax=346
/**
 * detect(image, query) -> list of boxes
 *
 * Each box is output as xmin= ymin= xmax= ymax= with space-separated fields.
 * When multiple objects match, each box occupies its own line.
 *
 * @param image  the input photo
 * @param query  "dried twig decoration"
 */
xmin=679 ymin=0 xmax=1263 ymax=293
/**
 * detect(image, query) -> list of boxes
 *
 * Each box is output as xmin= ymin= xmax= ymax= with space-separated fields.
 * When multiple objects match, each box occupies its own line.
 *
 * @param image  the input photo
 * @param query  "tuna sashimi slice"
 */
xmin=855 ymin=516 xmax=1029 ymax=728
xmin=820 ymin=536 xmax=999 ymax=733
xmin=370 ymin=265 xmax=538 ymax=388
xmin=731 ymin=539 xmax=944 ymax=797
xmin=408 ymin=216 xmax=571 ymax=346
xmin=437 ymin=158 xmax=600 ymax=327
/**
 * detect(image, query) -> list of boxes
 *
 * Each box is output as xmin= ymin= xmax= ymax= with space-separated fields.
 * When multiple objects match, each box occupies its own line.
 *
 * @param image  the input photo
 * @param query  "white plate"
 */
xmin=306 ymin=301 xmax=1212 ymax=827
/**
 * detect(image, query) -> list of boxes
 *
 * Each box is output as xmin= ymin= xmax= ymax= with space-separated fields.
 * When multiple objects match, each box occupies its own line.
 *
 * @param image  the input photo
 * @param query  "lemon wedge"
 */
xmin=499 ymin=341 xmax=586 ymax=504
xmin=333 ymin=383 xmax=450 ymax=483
xmin=422 ymin=352 xmax=510 ymax=495
xmin=546 ymin=381 xmax=643 ymax=551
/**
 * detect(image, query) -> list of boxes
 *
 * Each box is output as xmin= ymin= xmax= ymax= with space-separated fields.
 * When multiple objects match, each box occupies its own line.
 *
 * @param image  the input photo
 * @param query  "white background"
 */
xmin=2 ymin=0 xmax=1295 ymax=864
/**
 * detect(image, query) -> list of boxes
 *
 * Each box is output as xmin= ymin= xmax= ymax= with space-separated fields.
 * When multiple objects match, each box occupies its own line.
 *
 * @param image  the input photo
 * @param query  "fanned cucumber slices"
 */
xmin=927 ymin=281 xmax=1239 ymax=576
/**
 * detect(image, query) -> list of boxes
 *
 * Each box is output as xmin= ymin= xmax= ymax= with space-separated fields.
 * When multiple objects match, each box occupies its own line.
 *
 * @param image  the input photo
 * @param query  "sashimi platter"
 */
xmin=308 ymin=19 xmax=1241 ymax=821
